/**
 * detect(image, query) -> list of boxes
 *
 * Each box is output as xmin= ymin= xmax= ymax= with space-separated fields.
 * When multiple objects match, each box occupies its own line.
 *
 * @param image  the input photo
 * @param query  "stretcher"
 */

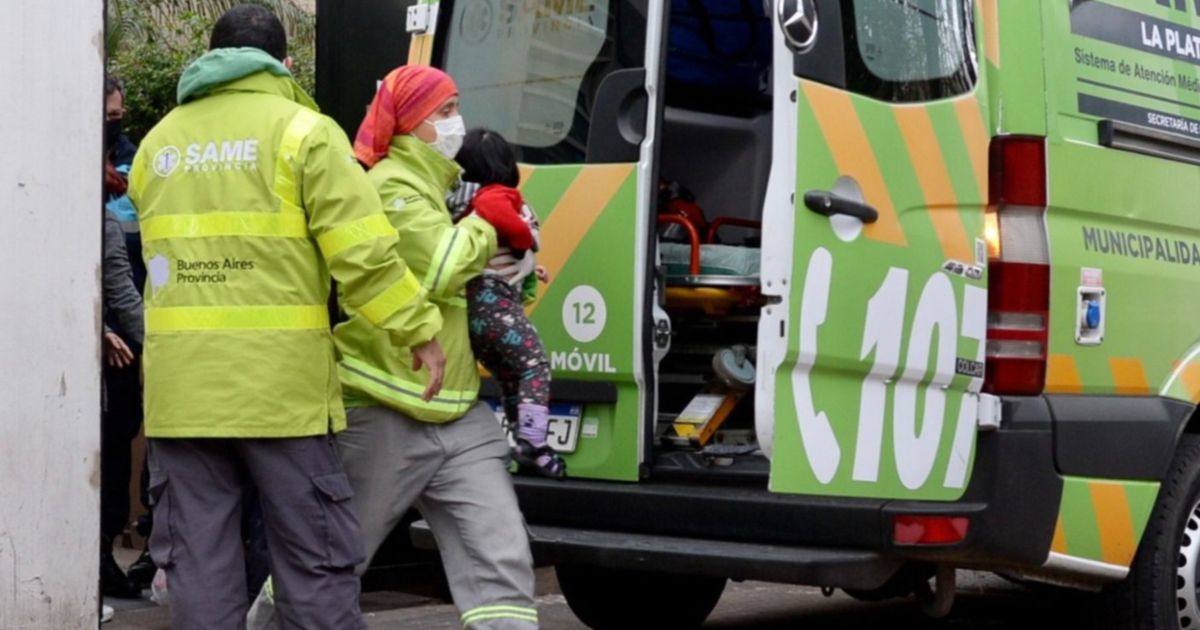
xmin=657 ymin=215 xmax=763 ymax=315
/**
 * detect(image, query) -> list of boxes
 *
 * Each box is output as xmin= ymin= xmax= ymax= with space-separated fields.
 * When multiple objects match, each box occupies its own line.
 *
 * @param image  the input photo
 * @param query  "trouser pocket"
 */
xmin=312 ymin=472 xmax=365 ymax=569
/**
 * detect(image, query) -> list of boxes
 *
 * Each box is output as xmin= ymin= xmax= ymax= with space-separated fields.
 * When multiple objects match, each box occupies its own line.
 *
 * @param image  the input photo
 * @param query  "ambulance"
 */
xmin=322 ymin=0 xmax=1200 ymax=627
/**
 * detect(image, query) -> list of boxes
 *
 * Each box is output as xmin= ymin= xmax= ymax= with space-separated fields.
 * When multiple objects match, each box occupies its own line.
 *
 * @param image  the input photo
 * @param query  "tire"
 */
xmin=1102 ymin=434 xmax=1200 ymax=630
xmin=556 ymin=564 xmax=726 ymax=629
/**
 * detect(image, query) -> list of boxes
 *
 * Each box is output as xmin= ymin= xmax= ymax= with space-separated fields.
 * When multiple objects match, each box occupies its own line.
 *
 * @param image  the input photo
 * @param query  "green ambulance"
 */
xmin=322 ymin=0 xmax=1200 ymax=627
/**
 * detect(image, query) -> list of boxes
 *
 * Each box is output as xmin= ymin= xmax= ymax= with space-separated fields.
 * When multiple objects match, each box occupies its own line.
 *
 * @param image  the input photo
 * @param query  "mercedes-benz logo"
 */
xmin=777 ymin=0 xmax=819 ymax=53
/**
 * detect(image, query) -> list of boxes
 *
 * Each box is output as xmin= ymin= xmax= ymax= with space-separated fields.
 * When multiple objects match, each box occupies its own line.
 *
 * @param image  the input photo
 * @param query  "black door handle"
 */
xmin=803 ymin=190 xmax=879 ymax=223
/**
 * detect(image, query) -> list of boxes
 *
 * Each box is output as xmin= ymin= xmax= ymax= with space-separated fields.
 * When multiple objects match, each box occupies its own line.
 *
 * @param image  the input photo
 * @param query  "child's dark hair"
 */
xmin=457 ymin=128 xmax=519 ymax=187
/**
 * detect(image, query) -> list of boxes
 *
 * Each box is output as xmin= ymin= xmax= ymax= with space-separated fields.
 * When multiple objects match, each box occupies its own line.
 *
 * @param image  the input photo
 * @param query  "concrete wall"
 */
xmin=0 ymin=1 xmax=104 ymax=627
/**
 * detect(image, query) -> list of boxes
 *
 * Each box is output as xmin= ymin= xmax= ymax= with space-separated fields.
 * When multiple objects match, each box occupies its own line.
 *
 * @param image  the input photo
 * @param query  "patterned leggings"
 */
xmin=467 ymin=275 xmax=551 ymax=423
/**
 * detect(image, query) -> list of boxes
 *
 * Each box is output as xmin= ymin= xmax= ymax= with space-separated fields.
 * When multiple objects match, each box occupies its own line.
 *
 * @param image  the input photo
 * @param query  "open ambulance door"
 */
xmin=422 ymin=0 xmax=665 ymax=481
xmin=758 ymin=0 xmax=992 ymax=500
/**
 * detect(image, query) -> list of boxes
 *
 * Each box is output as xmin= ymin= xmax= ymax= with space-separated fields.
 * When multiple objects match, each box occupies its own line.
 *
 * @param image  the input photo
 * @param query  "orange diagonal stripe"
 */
xmin=1051 ymin=516 xmax=1068 ymax=554
xmin=953 ymin=97 xmax=990 ymax=200
xmin=1089 ymin=482 xmax=1138 ymax=567
xmin=1177 ymin=360 xmax=1200 ymax=403
xmin=981 ymin=0 xmax=1000 ymax=68
xmin=894 ymin=106 xmax=974 ymax=262
xmin=528 ymin=164 xmax=634 ymax=314
xmin=1110 ymin=358 xmax=1152 ymax=395
xmin=1046 ymin=354 xmax=1084 ymax=394
xmin=517 ymin=164 xmax=536 ymax=187
xmin=802 ymin=82 xmax=906 ymax=247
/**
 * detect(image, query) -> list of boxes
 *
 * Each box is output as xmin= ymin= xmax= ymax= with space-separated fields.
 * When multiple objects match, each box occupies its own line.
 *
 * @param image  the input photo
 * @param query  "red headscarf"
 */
xmin=353 ymin=65 xmax=459 ymax=168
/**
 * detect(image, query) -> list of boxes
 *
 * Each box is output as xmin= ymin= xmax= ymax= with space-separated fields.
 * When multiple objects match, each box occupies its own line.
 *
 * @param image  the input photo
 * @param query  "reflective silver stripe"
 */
xmin=423 ymin=227 xmax=464 ymax=295
xmin=460 ymin=604 xmax=538 ymax=627
xmin=339 ymin=357 xmax=476 ymax=412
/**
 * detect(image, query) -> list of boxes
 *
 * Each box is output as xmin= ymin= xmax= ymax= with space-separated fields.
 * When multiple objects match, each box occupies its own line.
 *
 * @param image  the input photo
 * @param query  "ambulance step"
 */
xmin=410 ymin=521 xmax=901 ymax=591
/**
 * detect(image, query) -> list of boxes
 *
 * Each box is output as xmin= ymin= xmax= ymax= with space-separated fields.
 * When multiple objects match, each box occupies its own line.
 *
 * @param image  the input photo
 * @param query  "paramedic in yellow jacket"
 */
xmin=128 ymin=7 xmax=445 ymax=630
xmin=339 ymin=66 xmax=538 ymax=630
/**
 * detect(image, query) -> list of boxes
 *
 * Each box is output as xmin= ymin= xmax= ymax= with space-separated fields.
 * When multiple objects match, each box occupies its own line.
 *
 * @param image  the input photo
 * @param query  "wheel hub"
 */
xmin=1177 ymin=498 xmax=1200 ymax=628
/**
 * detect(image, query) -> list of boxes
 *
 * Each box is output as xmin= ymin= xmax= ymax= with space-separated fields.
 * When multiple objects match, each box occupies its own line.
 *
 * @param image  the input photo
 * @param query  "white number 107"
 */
xmin=794 ymin=248 xmax=987 ymax=492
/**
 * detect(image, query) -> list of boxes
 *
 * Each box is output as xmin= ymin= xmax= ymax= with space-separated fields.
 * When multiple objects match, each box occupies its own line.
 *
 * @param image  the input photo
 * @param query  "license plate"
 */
xmin=488 ymin=402 xmax=583 ymax=454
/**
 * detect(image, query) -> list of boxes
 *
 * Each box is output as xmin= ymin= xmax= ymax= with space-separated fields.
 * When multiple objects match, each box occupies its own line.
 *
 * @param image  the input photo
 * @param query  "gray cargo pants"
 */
xmin=148 ymin=436 xmax=368 ymax=630
xmin=342 ymin=402 xmax=538 ymax=629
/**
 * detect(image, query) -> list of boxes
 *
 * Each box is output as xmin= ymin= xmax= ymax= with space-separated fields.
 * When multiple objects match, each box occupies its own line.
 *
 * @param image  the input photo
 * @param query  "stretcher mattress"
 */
xmin=660 ymin=243 xmax=761 ymax=278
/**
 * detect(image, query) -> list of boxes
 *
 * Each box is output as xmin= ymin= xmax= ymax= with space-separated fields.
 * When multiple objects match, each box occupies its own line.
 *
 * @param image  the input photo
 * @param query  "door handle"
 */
xmin=803 ymin=190 xmax=879 ymax=223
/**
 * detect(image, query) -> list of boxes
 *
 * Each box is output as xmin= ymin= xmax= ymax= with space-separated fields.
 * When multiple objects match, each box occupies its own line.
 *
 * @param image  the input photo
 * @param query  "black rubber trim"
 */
xmin=514 ymin=475 xmax=889 ymax=548
xmin=478 ymin=378 xmax=618 ymax=404
xmin=513 ymin=396 xmax=1063 ymax=571
xmin=410 ymin=521 xmax=901 ymax=590
xmin=1047 ymin=394 xmax=1194 ymax=481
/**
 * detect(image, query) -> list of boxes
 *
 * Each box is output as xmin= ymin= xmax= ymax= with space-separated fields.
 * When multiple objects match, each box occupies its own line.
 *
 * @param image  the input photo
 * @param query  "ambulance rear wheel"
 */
xmin=1102 ymin=434 xmax=1200 ymax=630
xmin=556 ymin=564 xmax=726 ymax=629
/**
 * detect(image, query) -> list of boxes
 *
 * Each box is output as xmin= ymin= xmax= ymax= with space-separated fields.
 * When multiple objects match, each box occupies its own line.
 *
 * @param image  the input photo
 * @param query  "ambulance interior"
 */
xmin=651 ymin=3 xmax=774 ymax=476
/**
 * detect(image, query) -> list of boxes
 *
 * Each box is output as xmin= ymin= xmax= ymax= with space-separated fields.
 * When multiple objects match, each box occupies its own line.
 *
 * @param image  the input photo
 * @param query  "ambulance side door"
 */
xmin=427 ymin=0 xmax=664 ymax=481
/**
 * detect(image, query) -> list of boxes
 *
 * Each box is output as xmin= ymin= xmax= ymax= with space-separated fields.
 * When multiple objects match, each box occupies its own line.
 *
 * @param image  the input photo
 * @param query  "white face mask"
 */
xmin=424 ymin=115 xmax=466 ymax=159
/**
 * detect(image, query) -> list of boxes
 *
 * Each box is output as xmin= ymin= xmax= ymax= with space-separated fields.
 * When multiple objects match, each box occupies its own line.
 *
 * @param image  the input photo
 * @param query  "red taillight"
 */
xmin=983 ymin=136 xmax=1050 ymax=396
xmin=893 ymin=515 xmax=970 ymax=546
xmin=989 ymin=137 xmax=1046 ymax=207
xmin=986 ymin=263 xmax=1049 ymax=394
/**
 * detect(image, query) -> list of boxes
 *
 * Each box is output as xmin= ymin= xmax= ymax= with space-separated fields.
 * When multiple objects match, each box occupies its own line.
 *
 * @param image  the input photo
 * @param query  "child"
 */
xmin=449 ymin=128 xmax=566 ymax=479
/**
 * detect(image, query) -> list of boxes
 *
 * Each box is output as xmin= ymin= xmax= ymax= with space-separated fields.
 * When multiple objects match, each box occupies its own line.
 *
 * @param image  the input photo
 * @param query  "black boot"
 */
xmin=126 ymin=549 xmax=156 ymax=588
xmin=101 ymin=551 xmax=142 ymax=599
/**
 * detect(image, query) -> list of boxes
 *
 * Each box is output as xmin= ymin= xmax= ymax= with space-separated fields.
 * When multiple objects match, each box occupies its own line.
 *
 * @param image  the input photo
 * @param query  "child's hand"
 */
xmin=535 ymin=265 xmax=550 ymax=283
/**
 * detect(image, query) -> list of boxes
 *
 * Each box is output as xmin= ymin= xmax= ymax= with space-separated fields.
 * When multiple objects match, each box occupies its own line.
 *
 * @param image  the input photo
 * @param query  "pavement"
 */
xmin=104 ymin=543 xmax=1096 ymax=629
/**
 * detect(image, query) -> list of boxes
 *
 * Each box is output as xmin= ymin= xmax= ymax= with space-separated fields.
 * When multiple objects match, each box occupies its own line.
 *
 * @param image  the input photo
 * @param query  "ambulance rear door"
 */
xmin=758 ymin=0 xmax=992 ymax=500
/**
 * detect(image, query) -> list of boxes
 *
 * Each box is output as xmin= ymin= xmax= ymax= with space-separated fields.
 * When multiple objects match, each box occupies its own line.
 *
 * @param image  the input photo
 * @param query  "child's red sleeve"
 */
xmin=470 ymin=184 xmax=535 ymax=250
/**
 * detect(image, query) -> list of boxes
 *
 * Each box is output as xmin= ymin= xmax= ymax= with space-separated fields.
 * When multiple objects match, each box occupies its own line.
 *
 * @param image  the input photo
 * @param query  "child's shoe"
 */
xmin=513 ymin=439 xmax=567 ymax=479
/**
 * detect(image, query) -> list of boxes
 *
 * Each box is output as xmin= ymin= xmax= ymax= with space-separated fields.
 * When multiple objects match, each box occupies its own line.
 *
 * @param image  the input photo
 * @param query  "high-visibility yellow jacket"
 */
xmin=335 ymin=135 xmax=497 ymax=422
xmin=129 ymin=49 xmax=442 ymax=438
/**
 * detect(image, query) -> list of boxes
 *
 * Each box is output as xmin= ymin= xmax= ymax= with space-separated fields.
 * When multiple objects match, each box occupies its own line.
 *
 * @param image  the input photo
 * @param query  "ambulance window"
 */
xmin=439 ymin=0 xmax=647 ymax=164
xmin=846 ymin=0 xmax=976 ymax=102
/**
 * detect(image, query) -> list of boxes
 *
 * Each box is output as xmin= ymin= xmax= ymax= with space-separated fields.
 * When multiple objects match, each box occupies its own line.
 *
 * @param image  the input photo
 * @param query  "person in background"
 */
xmin=104 ymin=77 xmax=145 ymax=291
xmin=102 ymin=213 xmax=144 ymax=367
xmin=99 ymin=76 xmax=147 ymax=601
xmin=105 ymin=77 xmax=137 ymax=167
